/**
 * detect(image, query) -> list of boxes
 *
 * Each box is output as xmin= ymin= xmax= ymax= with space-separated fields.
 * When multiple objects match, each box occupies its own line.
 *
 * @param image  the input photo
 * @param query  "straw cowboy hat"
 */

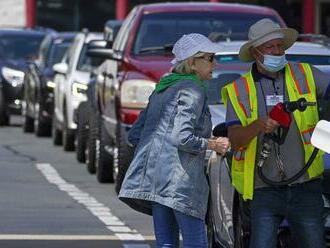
xmin=239 ymin=18 xmax=299 ymax=62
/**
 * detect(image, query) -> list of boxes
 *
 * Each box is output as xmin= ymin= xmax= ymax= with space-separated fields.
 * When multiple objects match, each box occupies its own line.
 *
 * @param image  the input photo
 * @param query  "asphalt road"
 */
xmin=0 ymin=117 xmax=155 ymax=248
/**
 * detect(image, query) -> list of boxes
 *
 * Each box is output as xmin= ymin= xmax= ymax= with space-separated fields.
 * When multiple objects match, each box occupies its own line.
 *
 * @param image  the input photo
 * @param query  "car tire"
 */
xmin=22 ymin=93 xmax=34 ymax=132
xmin=52 ymin=115 xmax=62 ymax=146
xmin=0 ymin=88 xmax=9 ymax=126
xmin=35 ymin=107 xmax=51 ymax=137
xmin=96 ymin=119 xmax=114 ymax=183
xmin=62 ymin=113 xmax=75 ymax=151
xmin=23 ymin=114 xmax=34 ymax=133
xmin=86 ymin=111 xmax=98 ymax=174
xmin=115 ymin=128 xmax=135 ymax=194
xmin=76 ymin=102 xmax=88 ymax=163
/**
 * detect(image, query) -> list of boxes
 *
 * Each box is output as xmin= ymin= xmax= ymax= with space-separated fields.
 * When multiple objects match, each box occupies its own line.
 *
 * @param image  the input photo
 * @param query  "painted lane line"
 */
xmin=0 ymin=234 xmax=155 ymax=240
xmin=123 ymin=244 xmax=151 ymax=248
xmin=35 ymin=163 xmax=149 ymax=241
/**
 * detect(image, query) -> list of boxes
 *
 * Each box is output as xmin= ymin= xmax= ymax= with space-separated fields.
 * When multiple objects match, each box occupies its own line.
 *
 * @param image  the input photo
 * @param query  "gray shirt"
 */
xmin=226 ymin=63 xmax=330 ymax=188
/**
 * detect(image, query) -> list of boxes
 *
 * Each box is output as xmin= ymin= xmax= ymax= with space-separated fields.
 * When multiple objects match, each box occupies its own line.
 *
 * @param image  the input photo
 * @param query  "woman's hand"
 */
xmin=207 ymin=137 xmax=231 ymax=155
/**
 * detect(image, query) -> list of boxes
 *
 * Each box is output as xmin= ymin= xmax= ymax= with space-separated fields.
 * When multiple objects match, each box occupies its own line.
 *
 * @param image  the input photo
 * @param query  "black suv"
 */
xmin=0 ymin=28 xmax=46 ymax=125
xmin=22 ymin=32 xmax=75 ymax=136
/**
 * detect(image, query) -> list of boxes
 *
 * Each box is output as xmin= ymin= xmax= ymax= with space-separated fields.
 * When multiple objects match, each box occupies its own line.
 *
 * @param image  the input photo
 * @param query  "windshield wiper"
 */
xmin=138 ymin=43 xmax=173 ymax=54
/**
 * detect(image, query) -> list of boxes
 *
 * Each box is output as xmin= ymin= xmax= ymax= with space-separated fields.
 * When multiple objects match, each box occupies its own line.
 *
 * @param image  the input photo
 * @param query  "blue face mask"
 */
xmin=257 ymin=50 xmax=288 ymax=72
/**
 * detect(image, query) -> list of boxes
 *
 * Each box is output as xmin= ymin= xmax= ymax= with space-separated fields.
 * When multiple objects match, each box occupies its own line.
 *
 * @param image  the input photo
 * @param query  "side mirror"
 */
xmin=53 ymin=63 xmax=68 ymax=75
xmin=87 ymin=39 xmax=107 ymax=49
xmin=212 ymin=122 xmax=228 ymax=137
xmin=87 ymin=48 xmax=122 ymax=61
xmin=311 ymin=120 xmax=330 ymax=153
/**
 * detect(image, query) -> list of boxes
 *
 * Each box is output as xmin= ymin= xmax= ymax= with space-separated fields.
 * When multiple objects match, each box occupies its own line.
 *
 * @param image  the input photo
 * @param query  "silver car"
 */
xmin=206 ymin=40 xmax=330 ymax=248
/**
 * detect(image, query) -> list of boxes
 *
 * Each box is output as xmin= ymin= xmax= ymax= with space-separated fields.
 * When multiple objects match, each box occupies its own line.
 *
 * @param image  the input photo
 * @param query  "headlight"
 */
xmin=71 ymin=81 xmax=88 ymax=97
xmin=121 ymin=79 xmax=155 ymax=108
xmin=1 ymin=67 xmax=25 ymax=87
xmin=46 ymin=80 xmax=56 ymax=88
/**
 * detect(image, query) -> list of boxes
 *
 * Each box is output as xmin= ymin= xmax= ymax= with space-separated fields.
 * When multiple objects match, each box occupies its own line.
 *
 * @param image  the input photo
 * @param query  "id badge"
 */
xmin=266 ymin=95 xmax=283 ymax=106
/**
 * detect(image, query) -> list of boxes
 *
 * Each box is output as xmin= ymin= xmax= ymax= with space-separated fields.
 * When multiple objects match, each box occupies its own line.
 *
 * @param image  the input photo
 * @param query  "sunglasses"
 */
xmin=194 ymin=54 xmax=215 ymax=63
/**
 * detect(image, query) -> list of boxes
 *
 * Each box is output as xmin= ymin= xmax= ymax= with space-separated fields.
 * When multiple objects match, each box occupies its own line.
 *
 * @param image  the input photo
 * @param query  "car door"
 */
xmin=54 ymin=51 xmax=70 ymax=123
xmin=103 ymin=9 xmax=137 ymax=138
xmin=58 ymin=36 xmax=81 ymax=124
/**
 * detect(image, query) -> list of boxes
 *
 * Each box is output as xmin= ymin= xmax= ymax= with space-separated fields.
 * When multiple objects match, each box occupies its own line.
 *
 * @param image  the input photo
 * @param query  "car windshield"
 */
xmin=0 ymin=34 xmax=44 ymax=60
xmin=133 ymin=12 xmax=281 ymax=55
xmin=48 ymin=42 xmax=71 ymax=66
xmin=215 ymin=54 xmax=330 ymax=65
xmin=76 ymin=44 xmax=104 ymax=72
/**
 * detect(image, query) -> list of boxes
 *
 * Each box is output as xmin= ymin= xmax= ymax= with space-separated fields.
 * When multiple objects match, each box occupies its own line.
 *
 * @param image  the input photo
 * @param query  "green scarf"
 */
xmin=155 ymin=73 xmax=206 ymax=93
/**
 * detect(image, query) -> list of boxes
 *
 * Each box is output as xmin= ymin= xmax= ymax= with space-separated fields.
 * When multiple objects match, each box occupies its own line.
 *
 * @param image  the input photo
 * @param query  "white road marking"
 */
xmin=0 ymin=234 xmax=155 ymax=240
xmin=123 ymin=244 xmax=151 ymax=248
xmin=35 ymin=163 xmax=153 ymax=242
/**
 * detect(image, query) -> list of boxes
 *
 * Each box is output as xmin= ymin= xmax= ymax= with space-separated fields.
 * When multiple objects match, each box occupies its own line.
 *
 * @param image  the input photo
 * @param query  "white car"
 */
xmin=52 ymin=32 xmax=103 ymax=151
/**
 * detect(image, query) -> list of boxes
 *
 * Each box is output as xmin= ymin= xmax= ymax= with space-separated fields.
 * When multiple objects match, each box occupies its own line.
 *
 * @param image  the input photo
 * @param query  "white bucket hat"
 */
xmin=171 ymin=33 xmax=223 ymax=65
xmin=239 ymin=18 xmax=299 ymax=62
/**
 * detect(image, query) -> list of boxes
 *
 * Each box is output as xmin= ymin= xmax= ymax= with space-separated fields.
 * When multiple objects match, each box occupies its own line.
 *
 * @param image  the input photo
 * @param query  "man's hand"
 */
xmin=227 ymin=117 xmax=280 ymax=151
xmin=258 ymin=117 xmax=280 ymax=133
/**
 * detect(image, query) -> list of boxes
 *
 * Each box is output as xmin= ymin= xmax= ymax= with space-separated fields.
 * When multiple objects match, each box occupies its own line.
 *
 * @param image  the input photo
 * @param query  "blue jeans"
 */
xmin=249 ymin=179 xmax=325 ymax=248
xmin=152 ymin=203 xmax=207 ymax=248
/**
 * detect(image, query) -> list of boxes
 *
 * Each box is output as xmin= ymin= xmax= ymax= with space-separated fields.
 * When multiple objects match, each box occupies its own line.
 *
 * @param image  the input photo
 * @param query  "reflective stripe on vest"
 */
xmin=234 ymin=149 xmax=246 ymax=161
xmin=221 ymin=62 xmax=324 ymax=200
xmin=301 ymin=127 xmax=314 ymax=145
xmin=221 ymin=71 xmax=258 ymax=200
xmin=285 ymin=62 xmax=324 ymax=179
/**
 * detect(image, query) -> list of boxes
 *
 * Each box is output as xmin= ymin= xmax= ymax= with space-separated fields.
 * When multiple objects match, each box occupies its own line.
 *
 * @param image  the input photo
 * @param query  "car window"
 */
xmin=113 ymin=7 xmax=137 ymax=52
xmin=216 ymin=54 xmax=330 ymax=65
xmin=48 ymin=42 xmax=71 ymax=66
xmin=38 ymin=35 xmax=52 ymax=65
xmin=0 ymin=34 xmax=44 ymax=60
xmin=67 ymin=37 xmax=79 ymax=66
xmin=133 ymin=12 xmax=281 ymax=55
xmin=76 ymin=44 xmax=104 ymax=72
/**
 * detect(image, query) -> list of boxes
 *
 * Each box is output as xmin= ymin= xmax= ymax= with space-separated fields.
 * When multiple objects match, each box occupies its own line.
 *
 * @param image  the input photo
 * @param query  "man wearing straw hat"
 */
xmin=222 ymin=18 xmax=330 ymax=247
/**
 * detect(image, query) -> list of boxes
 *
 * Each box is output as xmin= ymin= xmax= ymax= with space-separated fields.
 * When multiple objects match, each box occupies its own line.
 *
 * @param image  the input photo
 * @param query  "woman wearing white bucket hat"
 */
xmin=222 ymin=18 xmax=330 ymax=247
xmin=119 ymin=33 xmax=230 ymax=247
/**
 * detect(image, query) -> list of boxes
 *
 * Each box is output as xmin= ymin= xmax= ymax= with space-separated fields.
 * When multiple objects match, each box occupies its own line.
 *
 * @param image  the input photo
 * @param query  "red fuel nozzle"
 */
xmin=269 ymin=103 xmax=292 ymax=128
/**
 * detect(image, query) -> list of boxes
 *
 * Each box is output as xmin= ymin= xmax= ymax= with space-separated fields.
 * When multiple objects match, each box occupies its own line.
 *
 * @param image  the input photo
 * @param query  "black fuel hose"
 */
xmin=258 ymin=147 xmax=319 ymax=186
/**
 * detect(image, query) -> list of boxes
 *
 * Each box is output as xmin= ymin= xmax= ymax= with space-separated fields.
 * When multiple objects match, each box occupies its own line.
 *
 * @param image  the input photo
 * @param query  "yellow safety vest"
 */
xmin=221 ymin=63 xmax=324 ymax=200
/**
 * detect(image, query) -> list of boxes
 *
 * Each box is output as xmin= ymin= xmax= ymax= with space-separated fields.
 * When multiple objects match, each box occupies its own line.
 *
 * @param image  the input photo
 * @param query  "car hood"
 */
xmin=0 ymin=58 xmax=29 ymax=72
xmin=128 ymin=55 xmax=173 ymax=82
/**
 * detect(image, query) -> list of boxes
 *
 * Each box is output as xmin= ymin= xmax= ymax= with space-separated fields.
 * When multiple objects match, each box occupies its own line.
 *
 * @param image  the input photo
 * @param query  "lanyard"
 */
xmin=258 ymin=76 xmax=288 ymax=179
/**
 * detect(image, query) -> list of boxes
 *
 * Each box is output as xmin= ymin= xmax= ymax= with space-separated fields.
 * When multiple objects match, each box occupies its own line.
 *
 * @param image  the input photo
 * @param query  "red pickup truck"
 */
xmin=88 ymin=2 xmax=286 ymax=194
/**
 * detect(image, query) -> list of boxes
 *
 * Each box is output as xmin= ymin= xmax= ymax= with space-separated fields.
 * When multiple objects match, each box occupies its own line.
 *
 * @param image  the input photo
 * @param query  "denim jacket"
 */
xmin=118 ymin=80 xmax=212 ymax=220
